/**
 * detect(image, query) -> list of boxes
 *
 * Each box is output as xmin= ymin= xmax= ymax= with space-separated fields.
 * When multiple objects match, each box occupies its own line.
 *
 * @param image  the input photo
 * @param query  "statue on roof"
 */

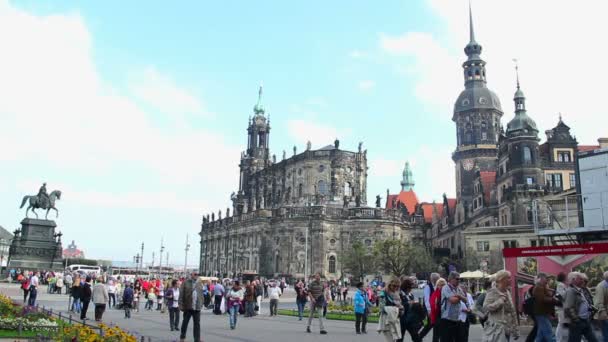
xmin=293 ymin=146 xmax=297 ymax=156
xmin=358 ymin=142 xmax=363 ymax=153
xmin=375 ymin=195 xmax=382 ymax=208
xmin=334 ymin=139 xmax=340 ymax=149
xmin=306 ymin=141 xmax=312 ymax=151
xmin=282 ymin=150 xmax=286 ymax=160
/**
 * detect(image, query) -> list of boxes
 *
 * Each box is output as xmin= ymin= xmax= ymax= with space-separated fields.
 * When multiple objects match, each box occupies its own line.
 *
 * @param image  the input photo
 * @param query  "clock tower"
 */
xmin=452 ymin=4 xmax=503 ymax=205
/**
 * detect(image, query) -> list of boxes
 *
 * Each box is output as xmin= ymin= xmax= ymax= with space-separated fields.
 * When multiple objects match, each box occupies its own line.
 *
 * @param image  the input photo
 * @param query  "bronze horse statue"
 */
xmin=20 ymin=190 xmax=62 ymax=219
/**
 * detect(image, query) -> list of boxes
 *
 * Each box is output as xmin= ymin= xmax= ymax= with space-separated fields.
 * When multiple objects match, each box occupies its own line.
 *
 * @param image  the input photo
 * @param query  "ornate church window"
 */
xmin=329 ymin=239 xmax=336 ymax=246
xmin=328 ymin=255 xmax=336 ymax=273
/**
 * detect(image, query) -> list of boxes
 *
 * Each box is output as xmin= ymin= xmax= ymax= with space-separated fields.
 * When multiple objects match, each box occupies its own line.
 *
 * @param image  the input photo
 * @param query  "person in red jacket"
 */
xmin=429 ymin=278 xmax=447 ymax=342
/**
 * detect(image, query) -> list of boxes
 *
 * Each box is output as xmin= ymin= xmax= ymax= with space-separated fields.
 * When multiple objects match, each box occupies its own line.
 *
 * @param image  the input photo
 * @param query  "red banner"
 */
xmin=503 ymin=243 xmax=608 ymax=258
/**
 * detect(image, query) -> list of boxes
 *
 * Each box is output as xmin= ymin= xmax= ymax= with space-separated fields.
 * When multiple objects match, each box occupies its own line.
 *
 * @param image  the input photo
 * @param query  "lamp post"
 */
xmin=184 ymin=234 xmax=191 ymax=277
xmin=133 ymin=253 xmax=141 ymax=273
xmin=159 ymin=238 xmax=165 ymax=277
xmin=140 ymin=243 xmax=144 ymax=271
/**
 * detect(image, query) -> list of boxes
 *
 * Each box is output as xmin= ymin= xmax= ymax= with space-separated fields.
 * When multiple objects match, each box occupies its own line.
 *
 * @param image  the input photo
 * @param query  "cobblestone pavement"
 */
xmin=1 ymin=283 xmax=526 ymax=342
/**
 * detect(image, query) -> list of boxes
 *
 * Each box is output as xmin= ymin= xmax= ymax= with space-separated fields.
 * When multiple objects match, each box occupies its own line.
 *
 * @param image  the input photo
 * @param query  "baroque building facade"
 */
xmin=199 ymin=88 xmax=423 ymax=279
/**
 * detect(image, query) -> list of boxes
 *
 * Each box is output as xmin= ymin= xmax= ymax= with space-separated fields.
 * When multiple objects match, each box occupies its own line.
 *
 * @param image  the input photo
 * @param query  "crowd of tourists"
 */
xmin=12 ymin=267 xmax=608 ymax=342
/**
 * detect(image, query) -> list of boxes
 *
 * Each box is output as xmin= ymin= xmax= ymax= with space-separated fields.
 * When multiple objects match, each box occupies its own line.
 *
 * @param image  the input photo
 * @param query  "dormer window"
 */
xmin=557 ymin=151 xmax=571 ymax=162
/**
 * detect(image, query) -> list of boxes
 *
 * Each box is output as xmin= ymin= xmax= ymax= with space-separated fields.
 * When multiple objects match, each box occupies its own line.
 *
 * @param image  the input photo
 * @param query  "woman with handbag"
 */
xmin=227 ymin=281 xmax=245 ymax=330
xmin=482 ymin=270 xmax=519 ymax=342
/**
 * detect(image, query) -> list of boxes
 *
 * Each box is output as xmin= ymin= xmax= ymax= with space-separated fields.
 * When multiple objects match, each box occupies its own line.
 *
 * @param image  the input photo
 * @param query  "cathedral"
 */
xmin=198 ymin=88 xmax=423 ymax=280
xmin=385 ymin=6 xmax=604 ymax=272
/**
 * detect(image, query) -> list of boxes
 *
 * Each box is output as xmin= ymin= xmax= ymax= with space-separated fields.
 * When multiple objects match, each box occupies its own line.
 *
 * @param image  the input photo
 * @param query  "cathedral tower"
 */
xmin=452 ymin=5 xmax=503 ymax=205
xmin=238 ymin=86 xmax=271 ymax=212
xmin=401 ymin=161 xmax=415 ymax=191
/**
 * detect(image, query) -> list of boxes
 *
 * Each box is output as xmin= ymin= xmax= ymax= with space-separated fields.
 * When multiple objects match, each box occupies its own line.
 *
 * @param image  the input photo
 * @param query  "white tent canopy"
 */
xmin=459 ymin=270 xmax=488 ymax=279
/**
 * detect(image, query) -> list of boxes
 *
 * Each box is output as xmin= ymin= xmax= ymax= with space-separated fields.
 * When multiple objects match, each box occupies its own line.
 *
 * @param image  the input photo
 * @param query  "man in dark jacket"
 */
xmin=565 ymin=272 xmax=598 ymax=342
xmin=80 ymin=276 xmax=92 ymax=320
xmin=179 ymin=273 xmax=203 ymax=342
xmin=533 ymin=273 xmax=557 ymax=342
xmin=122 ymin=283 xmax=134 ymax=319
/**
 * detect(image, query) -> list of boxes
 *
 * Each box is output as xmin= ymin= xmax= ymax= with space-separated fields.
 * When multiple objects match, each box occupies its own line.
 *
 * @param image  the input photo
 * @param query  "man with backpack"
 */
xmin=524 ymin=285 xmax=538 ymax=342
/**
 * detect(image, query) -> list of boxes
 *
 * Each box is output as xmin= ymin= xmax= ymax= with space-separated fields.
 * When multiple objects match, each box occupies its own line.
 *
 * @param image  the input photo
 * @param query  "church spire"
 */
xmin=513 ymin=59 xmax=526 ymax=113
xmin=400 ymin=161 xmax=415 ymax=191
xmin=468 ymin=1 xmax=476 ymax=44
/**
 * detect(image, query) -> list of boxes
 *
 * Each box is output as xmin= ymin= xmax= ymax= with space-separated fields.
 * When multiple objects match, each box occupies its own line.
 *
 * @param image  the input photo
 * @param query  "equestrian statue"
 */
xmin=19 ymin=183 xmax=62 ymax=219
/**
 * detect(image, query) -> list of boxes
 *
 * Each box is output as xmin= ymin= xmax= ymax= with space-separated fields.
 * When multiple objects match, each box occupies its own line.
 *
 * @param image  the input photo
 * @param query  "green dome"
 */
xmin=506 ymin=111 xmax=538 ymax=136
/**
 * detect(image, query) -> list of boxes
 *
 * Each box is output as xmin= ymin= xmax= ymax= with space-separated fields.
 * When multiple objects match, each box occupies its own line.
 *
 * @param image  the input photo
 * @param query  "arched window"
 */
xmin=328 ymin=255 xmax=336 ymax=273
xmin=318 ymin=180 xmax=328 ymax=195
xmin=344 ymin=182 xmax=352 ymax=197
xmin=298 ymin=183 xmax=303 ymax=197
xmin=523 ymin=146 xmax=532 ymax=163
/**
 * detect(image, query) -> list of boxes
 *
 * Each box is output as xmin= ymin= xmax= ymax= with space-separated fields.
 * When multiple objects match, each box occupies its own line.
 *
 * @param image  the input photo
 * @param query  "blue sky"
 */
xmin=0 ymin=0 xmax=606 ymax=265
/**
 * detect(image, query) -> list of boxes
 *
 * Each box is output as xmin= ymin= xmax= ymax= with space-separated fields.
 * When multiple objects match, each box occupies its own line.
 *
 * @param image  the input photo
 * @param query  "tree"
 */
xmin=341 ymin=242 xmax=375 ymax=281
xmin=373 ymin=240 xmax=435 ymax=277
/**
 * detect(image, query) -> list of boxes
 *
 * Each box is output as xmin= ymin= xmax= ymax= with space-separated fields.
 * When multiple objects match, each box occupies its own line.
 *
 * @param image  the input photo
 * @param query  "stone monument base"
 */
xmin=8 ymin=218 xmax=64 ymax=271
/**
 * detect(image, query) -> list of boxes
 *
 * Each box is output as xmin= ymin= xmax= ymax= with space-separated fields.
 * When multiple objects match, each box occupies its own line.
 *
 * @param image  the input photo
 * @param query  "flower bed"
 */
xmin=0 ymin=293 xmax=137 ymax=341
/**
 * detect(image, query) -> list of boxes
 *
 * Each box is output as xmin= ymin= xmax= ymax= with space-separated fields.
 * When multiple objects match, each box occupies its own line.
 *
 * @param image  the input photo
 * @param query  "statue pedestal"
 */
xmin=8 ymin=218 xmax=63 ymax=271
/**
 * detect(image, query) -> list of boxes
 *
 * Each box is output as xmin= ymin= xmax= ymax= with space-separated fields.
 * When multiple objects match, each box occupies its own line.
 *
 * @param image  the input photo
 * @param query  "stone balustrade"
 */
xmin=201 ymin=205 xmax=422 ymax=230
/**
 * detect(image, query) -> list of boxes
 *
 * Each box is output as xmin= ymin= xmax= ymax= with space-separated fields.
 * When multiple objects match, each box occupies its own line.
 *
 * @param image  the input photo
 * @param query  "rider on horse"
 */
xmin=37 ymin=183 xmax=49 ymax=209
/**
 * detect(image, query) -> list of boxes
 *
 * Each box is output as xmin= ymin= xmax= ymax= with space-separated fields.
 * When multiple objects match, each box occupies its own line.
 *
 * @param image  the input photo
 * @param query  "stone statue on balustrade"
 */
xmin=375 ymin=195 xmax=381 ymax=208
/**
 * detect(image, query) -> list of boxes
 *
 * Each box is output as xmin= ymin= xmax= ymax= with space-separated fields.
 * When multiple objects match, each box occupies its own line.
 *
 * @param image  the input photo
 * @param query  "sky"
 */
xmin=0 ymin=0 xmax=606 ymax=265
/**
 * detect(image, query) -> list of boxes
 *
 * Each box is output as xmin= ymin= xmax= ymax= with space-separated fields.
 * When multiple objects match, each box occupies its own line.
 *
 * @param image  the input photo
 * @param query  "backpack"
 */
xmin=523 ymin=289 xmax=535 ymax=316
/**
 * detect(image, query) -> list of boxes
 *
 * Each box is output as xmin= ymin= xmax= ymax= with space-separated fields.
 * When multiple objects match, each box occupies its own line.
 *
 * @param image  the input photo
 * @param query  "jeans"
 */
xmin=246 ymin=301 xmax=255 ymax=317
xmin=600 ymin=320 xmax=608 ymax=342
xmin=568 ymin=319 xmax=598 ymax=342
xmin=432 ymin=320 xmax=441 ymax=342
xmin=535 ymin=315 xmax=556 ymax=342
xmin=307 ymin=303 xmax=326 ymax=331
xmin=229 ymin=305 xmax=239 ymax=329
xmin=28 ymin=287 xmax=37 ymax=306
xmin=124 ymin=303 xmax=131 ymax=318
xmin=22 ymin=289 xmax=29 ymax=303
xmin=297 ymin=301 xmax=306 ymax=320
xmin=94 ymin=304 xmax=106 ymax=321
xmin=108 ymin=293 xmax=116 ymax=308
xmin=169 ymin=307 xmax=180 ymax=329
xmin=269 ymin=299 xmax=278 ymax=316
xmin=527 ymin=316 xmax=538 ymax=342
xmin=180 ymin=310 xmax=201 ymax=341
xmin=71 ymin=298 xmax=81 ymax=313
xmin=355 ymin=313 xmax=368 ymax=333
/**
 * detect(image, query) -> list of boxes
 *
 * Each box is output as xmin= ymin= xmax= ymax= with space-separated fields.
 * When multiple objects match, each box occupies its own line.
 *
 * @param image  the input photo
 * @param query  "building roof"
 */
xmin=421 ymin=203 xmax=443 ymax=224
xmin=479 ymin=171 xmax=496 ymax=204
xmin=578 ymin=145 xmax=600 ymax=153
xmin=386 ymin=190 xmax=419 ymax=213
xmin=0 ymin=225 xmax=13 ymax=241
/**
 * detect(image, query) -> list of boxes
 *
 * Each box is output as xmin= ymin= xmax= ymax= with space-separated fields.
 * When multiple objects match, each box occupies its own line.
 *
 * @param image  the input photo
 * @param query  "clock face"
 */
xmin=462 ymin=159 xmax=475 ymax=171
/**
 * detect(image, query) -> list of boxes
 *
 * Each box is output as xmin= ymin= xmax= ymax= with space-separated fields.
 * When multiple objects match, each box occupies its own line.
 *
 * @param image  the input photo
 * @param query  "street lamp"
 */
xmin=140 ymin=243 xmax=145 ymax=271
xmin=184 ymin=234 xmax=191 ymax=276
xmin=159 ymin=238 xmax=165 ymax=277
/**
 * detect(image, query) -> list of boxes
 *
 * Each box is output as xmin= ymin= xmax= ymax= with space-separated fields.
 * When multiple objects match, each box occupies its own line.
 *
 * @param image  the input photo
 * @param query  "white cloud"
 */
xmin=357 ymin=80 xmax=376 ymax=91
xmin=128 ymin=66 xmax=207 ymax=119
xmin=286 ymin=119 xmax=351 ymax=148
xmin=381 ymin=0 xmax=608 ymax=144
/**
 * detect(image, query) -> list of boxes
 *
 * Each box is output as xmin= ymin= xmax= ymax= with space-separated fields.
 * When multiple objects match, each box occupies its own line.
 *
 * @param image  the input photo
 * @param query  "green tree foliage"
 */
xmin=341 ymin=242 xmax=375 ymax=281
xmin=373 ymin=240 xmax=434 ymax=276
